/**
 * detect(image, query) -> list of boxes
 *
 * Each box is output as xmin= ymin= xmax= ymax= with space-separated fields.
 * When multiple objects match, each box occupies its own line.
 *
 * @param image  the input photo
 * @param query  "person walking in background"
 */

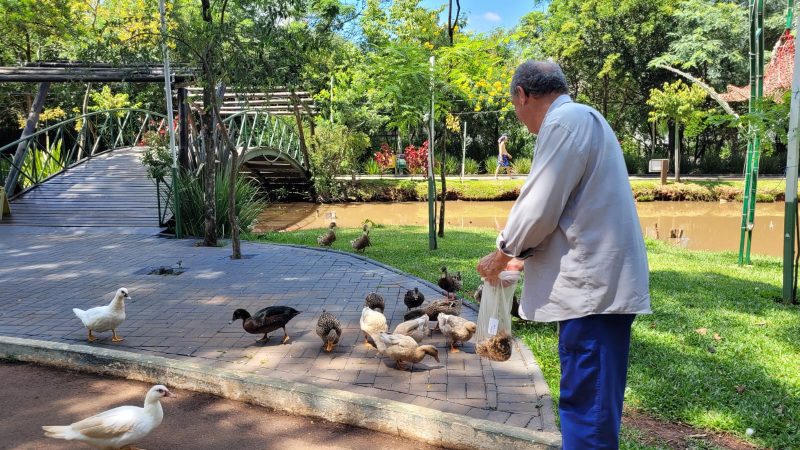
xmin=494 ymin=134 xmax=512 ymax=179
xmin=477 ymin=60 xmax=651 ymax=449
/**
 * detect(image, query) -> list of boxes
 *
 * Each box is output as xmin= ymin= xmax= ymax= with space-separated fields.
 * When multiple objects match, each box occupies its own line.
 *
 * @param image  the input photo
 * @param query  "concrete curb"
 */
xmin=0 ymin=336 xmax=560 ymax=450
xmin=255 ymin=241 xmax=557 ymax=429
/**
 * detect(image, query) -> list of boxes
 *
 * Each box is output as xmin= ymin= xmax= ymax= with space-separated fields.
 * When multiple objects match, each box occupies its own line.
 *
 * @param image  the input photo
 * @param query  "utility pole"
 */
xmin=461 ymin=120 xmax=467 ymax=180
xmin=330 ymin=74 xmax=334 ymax=124
xmin=427 ymin=56 xmax=437 ymax=250
xmin=160 ymin=0 xmax=182 ymax=238
xmin=782 ymin=0 xmax=798 ymax=302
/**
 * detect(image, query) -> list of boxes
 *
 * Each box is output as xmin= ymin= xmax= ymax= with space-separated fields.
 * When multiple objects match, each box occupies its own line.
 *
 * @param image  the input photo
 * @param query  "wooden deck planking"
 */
xmin=1 ymin=147 xmax=164 ymax=228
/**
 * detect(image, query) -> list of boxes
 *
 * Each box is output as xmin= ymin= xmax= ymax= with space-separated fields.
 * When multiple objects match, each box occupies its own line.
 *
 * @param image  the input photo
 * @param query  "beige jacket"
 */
xmin=496 ymin=95 xmax=651 ymax=322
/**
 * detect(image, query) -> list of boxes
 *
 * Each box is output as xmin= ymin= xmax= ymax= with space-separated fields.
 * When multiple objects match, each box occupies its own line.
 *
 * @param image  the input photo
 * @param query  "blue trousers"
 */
xmin=558 ymin=313 xmax=636 ymax=450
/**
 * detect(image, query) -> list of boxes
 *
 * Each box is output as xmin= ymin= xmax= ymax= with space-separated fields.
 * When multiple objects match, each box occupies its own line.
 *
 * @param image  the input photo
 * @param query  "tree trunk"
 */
xmin=674 ymin=121 xmax=681 ymax=182
xmin=438 ymin=125 xmax=446 ymax=237
xmin=77 ymin=82 xmax=92 ymax=160
xmin=212 ymin=105 xmax=241 ymax=259
xmin=290 ymin=92 xmax=311 ymax=170
xmin=201 ymin=79 xmax=217 ymax=247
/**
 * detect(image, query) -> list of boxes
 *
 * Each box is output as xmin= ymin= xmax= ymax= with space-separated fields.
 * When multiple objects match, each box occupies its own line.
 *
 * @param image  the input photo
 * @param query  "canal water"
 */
xmin=255 ymin=201 xmax=787 ymax=257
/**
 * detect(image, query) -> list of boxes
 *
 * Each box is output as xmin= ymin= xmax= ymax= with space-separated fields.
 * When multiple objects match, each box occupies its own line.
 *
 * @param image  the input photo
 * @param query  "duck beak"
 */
xmin=165 ymin=390 xmax=175 ymax=398
xmin=433 ymin=354 xmax=440 ymax=363
xmin=325 ymin=342 xmax=334 ymax=352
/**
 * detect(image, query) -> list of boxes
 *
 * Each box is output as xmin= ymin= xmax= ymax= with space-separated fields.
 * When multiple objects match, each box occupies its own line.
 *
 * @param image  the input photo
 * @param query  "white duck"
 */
xmin=73 ymin=288 xmax=131 ymax=343
xmin=42 ymin=384 xmax=173 ymax=449
xmin=392 ymin=314 xmax=429 ymax=343
xmin=359 ymin=306 xmax=388 ymax=349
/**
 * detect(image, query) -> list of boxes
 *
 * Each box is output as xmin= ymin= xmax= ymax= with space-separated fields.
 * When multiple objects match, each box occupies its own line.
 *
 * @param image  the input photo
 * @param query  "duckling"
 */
xmin=393 ymin=314 xmax=429 ymax=343
xmin=364 ymin=292 xmax=385 ymax=313
xmin=360 ymin=306 xmax=388 ymax=348
xmin=438 ymin=313 xmax=477 ymax=353
xmin=378 ymin=332 xmax=439 ymax=371
xmin=317 ymin=222 xmax=337 ymax=247
xmin=438 ymin=266 xmax=462 ymax=293
xmin=474 ymin=283 xmax=522 ymax=319
xmin=476 ymin=330 xmax=513 ymax=361
xmin=403 ymin=287 xmax=425 ymax=310
xmin=351 ymin=223 xmax=371 ymax=252
xmin=229 ymin=306 xmax=301 ymax=344
xmin=72 ymin=288 xmax=131 ymax=343
xmin=316 ymin=310 xmax=342 ymax=352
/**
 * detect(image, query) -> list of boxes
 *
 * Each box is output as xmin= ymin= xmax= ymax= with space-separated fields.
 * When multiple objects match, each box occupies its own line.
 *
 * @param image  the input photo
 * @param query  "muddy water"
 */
xmin=254 ymin=201 xmax=787 ymax=257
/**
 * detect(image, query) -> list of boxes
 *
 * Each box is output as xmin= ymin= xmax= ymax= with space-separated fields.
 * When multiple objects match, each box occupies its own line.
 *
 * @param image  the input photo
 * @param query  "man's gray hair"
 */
xmin=510 ymin=60 xmax=569 ymax=98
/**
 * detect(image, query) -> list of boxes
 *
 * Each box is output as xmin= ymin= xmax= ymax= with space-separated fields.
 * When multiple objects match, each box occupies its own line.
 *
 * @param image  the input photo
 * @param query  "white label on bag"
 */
xmin=488 ymin=318 xmax=499 ymax=336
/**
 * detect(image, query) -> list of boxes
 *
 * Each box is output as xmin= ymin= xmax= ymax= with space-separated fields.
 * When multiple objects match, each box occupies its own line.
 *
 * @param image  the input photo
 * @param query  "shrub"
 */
xmin=511 ymin=157 xmax=532 ymax=175
xmin=310 ymin=120 xmax=370 ymax=199
xmin=175 ymin=171 xmax=266 ymax=238
xmin=483 ymin=156 xmax=498 ymax=174
xmin=364 ymin=159 xmax=382 ymax=175
xmin=140 ymin=130 xmax=172 ymax=182
xmin=463 ymin=157 xmax=479 ymax=175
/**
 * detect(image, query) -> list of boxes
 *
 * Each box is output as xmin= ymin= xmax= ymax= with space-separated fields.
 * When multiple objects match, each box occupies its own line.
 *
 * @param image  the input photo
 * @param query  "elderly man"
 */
xmin=477 ymin=60 xmax=651 ymax=449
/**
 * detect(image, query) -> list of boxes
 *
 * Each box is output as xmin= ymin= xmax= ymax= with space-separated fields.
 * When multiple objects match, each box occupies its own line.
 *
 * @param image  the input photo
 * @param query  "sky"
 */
xmin=419 ymin=1 xmax=546 ymax=33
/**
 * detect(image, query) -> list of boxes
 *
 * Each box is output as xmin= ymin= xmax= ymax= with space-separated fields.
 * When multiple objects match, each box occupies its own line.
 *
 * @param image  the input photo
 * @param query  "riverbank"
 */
xmin=250 ymin=226 xmax=798 ymax=449
xmin=318 ymin=178 xmax=787 ymax=203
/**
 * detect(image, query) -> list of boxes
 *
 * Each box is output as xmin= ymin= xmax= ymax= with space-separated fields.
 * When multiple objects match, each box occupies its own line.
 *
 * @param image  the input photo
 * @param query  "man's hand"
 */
xmin=477 ymin=250 xmax=513 ymax=286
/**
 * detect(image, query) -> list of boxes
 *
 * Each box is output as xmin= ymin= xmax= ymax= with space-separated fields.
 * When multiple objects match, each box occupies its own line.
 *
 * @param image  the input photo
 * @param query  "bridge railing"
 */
xmin=222 ymin=110 xmax=304 ymax=170
xmin=0 ymin=108 xmax=167 ymax=198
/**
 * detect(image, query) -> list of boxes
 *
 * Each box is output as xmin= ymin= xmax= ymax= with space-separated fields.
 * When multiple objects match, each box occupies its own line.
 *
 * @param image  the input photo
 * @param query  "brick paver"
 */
xmin=0 ymin=226 xmax=557 ymax=433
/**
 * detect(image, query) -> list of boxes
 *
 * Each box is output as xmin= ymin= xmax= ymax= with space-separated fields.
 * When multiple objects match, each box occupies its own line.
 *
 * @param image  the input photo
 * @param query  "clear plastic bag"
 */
xmin=475 ymin=271 xmax=520 ymax=361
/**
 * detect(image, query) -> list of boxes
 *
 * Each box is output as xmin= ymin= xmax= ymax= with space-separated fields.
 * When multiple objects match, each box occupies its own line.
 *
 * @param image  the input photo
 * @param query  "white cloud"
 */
xmin=482 ymin=11 xmax=502 ymax=23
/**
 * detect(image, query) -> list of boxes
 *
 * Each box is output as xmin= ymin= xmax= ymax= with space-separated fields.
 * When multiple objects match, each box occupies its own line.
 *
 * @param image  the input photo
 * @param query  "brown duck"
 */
xmin=316 ymin=310 xmax=342 ymax=352
xmin=351 ymin=224 xmax=371 ymax=252
xmin=317 ymin=222 xmax=337 ymax=247
xmin=230 ymin=306 xmax=301 ymax=344
xmin=364 ymin=292 xmax=385 ymax=313
xmin=438 ymin=266 xmax=462 ymax=293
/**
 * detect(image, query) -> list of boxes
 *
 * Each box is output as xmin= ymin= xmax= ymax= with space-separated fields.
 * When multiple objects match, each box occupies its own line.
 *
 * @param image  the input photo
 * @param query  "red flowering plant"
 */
xmin=373 ymin=143 xmax=394 ymax=172
xmin=404 ymin=140 xmax=429 ymax=176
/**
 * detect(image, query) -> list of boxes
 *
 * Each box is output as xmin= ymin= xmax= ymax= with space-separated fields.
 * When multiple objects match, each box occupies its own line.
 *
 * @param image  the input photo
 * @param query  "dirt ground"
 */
xmin=0 ymin=361 xmax=443 ymax=450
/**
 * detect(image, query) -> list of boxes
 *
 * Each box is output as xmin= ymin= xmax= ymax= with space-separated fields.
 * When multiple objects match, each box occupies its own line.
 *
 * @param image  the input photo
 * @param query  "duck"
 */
xmin=438 ymin=266 xmax=462 ymax=293
xmin=72 ymin=288 xmax=131 ymax=343
xmin=403 ymin=287 xmax=425 ymax=310
xmin=438 ymin=313 xmax=477 ymax=353
xmin=350 ymin=223 xmax=371 ymax=252
xmin=316 ymin=310 xmax=342 ymax=352
xmin=378 ymin=332 xmax=439 ymax=371
xmin=393 ymin=314 xmax=429 ymax=343
xmin=364 ymin=292 xmax=385 ymax=313
xmin=229 ymin=306 xmax=301 ymax=344
xmin=42 ymin=384 xmax=173 ymax=449
xmin=359 ymin=306 xmax=388 ymax=348
xmin=474 ymin=282 xmax=522 ymax=319
xmin=317 ymin=222 xmax=337 ymax=247
xmin=424 ymin=292 xmax=461 ymax=322
xmin=476 ymin=330 xmax=513 ymax=361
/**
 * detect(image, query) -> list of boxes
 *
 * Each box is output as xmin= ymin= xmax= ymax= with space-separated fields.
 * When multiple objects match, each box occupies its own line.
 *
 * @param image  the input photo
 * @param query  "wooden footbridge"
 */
xmin=0 ymin=107 xmax=311 ymax=229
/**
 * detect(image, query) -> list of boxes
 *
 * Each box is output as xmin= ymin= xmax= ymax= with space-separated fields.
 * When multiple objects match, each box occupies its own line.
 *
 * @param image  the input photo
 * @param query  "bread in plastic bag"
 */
xmin=475 ymin=271 xmax=521 ymax=361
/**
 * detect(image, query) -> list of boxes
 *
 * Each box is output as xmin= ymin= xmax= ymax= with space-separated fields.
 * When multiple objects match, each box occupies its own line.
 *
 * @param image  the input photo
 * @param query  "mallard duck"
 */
xmin=229 ymin=306 xmax=301 ymax=344
xmin=351 ymin=223 xmax=371 ymax=252
xmin=393 ymin=314 xmax=429 ymax=343
xmin=404 ymin=308 xmax=427 ymax=322
xmin=364 ymin=292 xmax=385 ymax=313
xmin=403 ymin=287 xmax=425 ymax=310
xmin=360 ymin=306 xmax=388 ymax=348
xmin=476 ymin=330 xmax=513 ymax=361
xmin=474 ymin=283 xmax=522 ymax=319
xmin=438 ymin=266 xmax=462 ymax=293
xmin=316 ymin=310 xmax=342 ymax=352
xmin=438 ymin=313 xmax=477 ymax=353
xmin=317 ymin=222 xmax=337 ymax=247
xmin=378 ymin=332 xmax=439 ymax=371
xmin=424 ymin=292 xmax=461 ymax=322
xmin=72 ymin=288 xmax=131 ymax=343
xmin=42 ymin=385 xmax=172 ymax=449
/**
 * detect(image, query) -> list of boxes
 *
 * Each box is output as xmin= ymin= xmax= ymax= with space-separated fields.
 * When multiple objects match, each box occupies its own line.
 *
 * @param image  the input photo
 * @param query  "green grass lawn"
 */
xmin=249 ymin=226 xmax=798 ymax=448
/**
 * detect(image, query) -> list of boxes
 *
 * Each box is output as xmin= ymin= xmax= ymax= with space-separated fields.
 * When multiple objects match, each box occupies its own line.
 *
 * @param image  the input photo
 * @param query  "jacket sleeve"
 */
xmin=496 ymin=122 xmax=588 ymax=258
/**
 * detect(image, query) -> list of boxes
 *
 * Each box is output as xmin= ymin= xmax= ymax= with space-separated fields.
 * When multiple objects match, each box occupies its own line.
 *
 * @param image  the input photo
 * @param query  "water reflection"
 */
xmin=254 ymin=201 xmax=786 ymax=257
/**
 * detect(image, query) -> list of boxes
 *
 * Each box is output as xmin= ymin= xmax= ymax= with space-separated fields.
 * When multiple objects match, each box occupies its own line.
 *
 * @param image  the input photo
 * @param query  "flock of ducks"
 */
xmin=51 ymin=217 xmax=511 ymax=448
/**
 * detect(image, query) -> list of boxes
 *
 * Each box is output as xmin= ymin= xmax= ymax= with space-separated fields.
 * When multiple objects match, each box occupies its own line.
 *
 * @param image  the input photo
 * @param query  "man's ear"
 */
xmin=514 ymin=86 xmax=527 ymax=103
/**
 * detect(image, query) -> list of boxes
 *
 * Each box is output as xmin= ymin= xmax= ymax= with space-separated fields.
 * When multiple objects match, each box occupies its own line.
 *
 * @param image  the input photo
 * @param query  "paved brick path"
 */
xmin=0 ymin=226 xmax=557 ymax=434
